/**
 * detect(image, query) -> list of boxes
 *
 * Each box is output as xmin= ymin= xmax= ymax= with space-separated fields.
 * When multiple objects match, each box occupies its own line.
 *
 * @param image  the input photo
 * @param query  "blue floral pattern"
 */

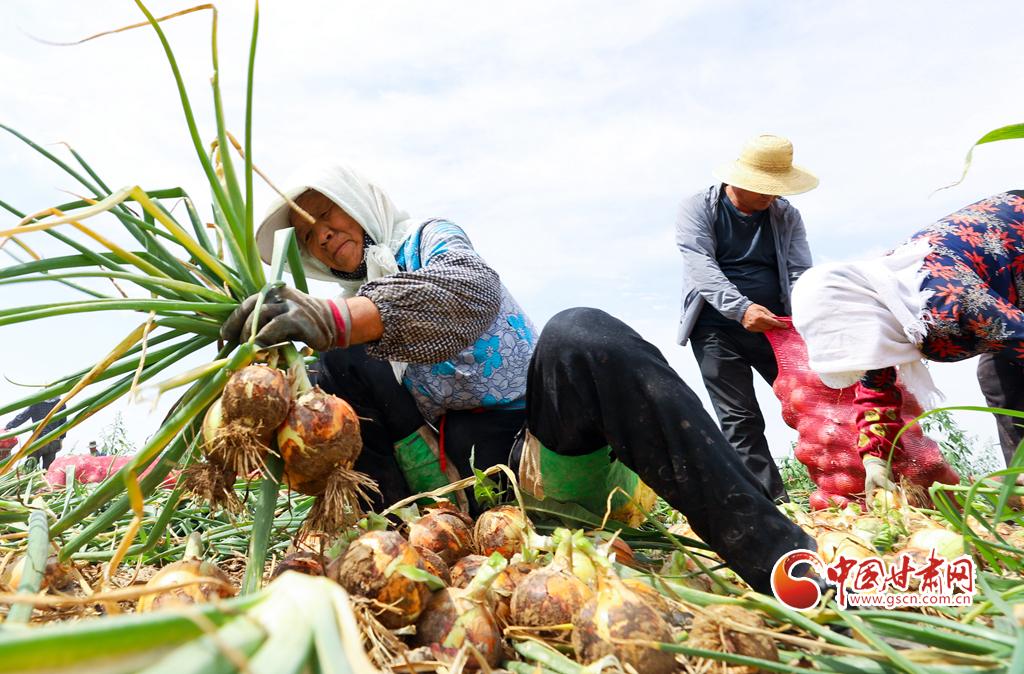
xmin=396 ymin=220 xmax=537 ymax=422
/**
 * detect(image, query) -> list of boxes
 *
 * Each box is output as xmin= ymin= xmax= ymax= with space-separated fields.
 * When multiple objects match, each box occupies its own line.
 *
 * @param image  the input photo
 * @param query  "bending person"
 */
xmin=793 ymin=190 xmax=1024 ymax=491
xmin=220 ymin=164 xmax=815 ymax=593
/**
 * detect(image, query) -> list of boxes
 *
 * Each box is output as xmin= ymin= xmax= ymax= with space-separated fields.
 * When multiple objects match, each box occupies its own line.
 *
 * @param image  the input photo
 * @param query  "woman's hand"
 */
xmin=220 ymin=286 xmax=348 ymax=351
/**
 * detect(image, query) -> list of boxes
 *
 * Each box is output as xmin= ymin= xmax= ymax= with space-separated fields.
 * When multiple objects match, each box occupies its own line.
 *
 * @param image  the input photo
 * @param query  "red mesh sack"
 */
xmin=765 ymin=318 xmax=958 ymax=509
xmin=0 ymin=437 xmax=16 ymax=451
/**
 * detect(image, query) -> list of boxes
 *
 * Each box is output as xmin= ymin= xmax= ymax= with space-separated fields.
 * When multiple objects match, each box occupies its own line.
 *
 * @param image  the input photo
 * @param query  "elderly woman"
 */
xmin=793 ymin=190 xmax=1024 ymax=491
xmin=221 ymin=164 xmax=815 ymax=594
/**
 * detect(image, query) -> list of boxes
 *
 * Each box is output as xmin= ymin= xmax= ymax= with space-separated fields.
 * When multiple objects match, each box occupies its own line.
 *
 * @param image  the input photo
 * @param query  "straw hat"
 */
xmin=712 ymin=134 xmax=818 ymax=196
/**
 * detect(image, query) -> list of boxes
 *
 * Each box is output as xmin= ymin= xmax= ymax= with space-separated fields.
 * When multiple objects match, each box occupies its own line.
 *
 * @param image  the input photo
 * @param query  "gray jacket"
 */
xmin=675 ymin=184 xmax=813 ymax=345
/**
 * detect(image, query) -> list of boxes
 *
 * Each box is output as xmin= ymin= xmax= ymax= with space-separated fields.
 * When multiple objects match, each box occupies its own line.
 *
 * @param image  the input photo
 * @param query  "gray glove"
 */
xmin=220 ymin=286 xmax=351 ymax=351
xmin=862 ymin=455 xmax=896 ymax=496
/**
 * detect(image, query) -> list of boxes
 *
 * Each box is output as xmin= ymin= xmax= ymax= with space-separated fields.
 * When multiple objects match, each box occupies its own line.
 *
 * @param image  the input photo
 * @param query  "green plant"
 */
xmin=920 ymin=409 xmax=1003 ymax=480
xmin=97 ymin=411 xmax=136 ymax=456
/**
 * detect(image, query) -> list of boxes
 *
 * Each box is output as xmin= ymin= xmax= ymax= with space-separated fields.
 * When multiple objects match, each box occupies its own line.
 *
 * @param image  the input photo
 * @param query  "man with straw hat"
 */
xmin=676 ymin=134 xmax=818 ymax=502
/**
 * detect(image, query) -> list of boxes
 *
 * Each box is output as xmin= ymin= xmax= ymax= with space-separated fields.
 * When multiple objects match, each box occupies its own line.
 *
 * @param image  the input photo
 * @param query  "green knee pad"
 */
xmin=394 ymin=429 xmax=451 ymax=495
xmin=537 ymin=443 xmax=656 ymax=526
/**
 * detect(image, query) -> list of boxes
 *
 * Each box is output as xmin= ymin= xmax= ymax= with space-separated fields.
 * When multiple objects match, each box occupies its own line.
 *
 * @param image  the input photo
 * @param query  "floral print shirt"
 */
xmin=907 ymin=190 xmax=1024 ymax=361
xmin=358 ymin=219 xmax=537 ymax=423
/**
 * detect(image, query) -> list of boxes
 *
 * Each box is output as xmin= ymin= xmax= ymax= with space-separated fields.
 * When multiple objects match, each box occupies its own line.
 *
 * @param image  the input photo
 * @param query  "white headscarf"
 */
xmin=255 ymin=164 xmax=419 ymax=297
xmin=791 ymin=238 xmax=943 ymax=409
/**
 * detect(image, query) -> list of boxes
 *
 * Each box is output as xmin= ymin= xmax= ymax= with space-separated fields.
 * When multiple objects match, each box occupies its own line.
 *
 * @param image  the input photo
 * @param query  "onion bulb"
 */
xmin=415 ymin=553 xmax=507 ymax=669
xmin=490 ymin=561 xmax=537 ymax=626
xmin=413 ymin=546 xmax=452 ymax=586
xmin=270 ymin=551 xmax=325 ymax=580
xmin=572 ymin=575 xmax=676 ymax=673
xmin=510 ymin=530 xmax=593 ymax=628
xmin=136 ymin=533 xmax=235 ymax=613
xmin=206 ymin=366 xmax=290 ymax=475
xmin=450 ymin=554 xmax=488 ymax=589
xmin=328 ymin=530 xmax=430 ymax=628
xmin=474 ymin=505 xmax=531 ymax=559
xmin=408 ymin=503 xmax=474 ymax=566
xmin=278 ymin=387 xmax=378 ymax=532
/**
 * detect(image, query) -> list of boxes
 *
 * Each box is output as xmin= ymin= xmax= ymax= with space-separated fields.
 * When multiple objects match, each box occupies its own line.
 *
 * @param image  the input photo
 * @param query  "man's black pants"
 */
xmin=317 ymin=308 xmax=814 ymax=593
xmin=689 ymin=322 xmax=788 ymax=502
xmin=977 ymin=352 xmax=1024 ymax=466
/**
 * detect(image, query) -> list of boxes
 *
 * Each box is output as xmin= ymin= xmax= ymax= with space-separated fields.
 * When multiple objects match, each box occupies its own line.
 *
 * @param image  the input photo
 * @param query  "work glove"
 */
xmin=862 ymin=455 xmax=896 ymax=495
xmin=220 ymin=286 xmax=351 ymax=352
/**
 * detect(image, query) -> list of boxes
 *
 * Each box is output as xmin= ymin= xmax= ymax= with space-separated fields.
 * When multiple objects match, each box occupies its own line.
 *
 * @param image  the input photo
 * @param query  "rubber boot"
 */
xmin=518 ymin=431 xmax=657 ymax=527
xmin=393 ymin=426 xmax=467 ymax=511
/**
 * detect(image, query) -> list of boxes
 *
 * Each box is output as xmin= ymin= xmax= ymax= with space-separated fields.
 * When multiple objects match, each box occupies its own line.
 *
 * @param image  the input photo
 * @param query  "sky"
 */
xmin=2 ymin=1 xmax=1023 ymax=468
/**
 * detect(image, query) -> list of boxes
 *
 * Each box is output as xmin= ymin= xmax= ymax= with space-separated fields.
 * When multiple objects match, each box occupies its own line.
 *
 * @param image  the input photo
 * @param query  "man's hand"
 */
xmin=220 ymin=286 xmax=350 ymax=352
xmin=741 ymin=303 xmax=787 ymax=332
xmin=862 ymin=455 xmax=896 ymax=496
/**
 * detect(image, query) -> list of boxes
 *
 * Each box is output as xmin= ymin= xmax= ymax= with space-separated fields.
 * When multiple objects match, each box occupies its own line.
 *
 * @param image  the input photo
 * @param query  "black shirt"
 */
xmin=696 ymin=191 xmax=785 ymax=327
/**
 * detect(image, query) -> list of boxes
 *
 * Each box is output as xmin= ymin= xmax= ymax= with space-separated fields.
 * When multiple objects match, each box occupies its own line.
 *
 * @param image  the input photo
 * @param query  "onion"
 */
xmin=270 ymin=551 xmax=325 ymax=580
xmin=136 ymin=533 xmax=235 ymax=613
xmin=415 ymin=553 xmax=507 ymax=669
xmin=621 ymin=578 xmax=692 ymax=628
xmin=2 ymin=552 xmax=74 ymax=592
xmin=572 ymin=575 xmax=676 ymax=673
xmin=328 ymin=530 xmax=430 ymax=628
xmin=450 ymin=554 xmax=488 ymax=589
xmin=474 ymin=505 xmax=531 ymax=558
xmin=510 ymin=530 xmax=593 ymax=628
xmin=413 ymin=546 xmax=452 ymax=586
xmin=687 ymin=605 xmax=779 ymax=672
xmin=408 ymin=504 xmax=474 ymax=566
xmin=904 ymin=527 xmax=965 ymax=562
xmin=816 ymin=530 xmax=875 ymax=564
xmin=206 ymin=366 xmax=290 ymax=476
xmin=278 ymin=387 xmax=378 ymax=532
xmin=490 ymin=561 xmax=537 ymax=626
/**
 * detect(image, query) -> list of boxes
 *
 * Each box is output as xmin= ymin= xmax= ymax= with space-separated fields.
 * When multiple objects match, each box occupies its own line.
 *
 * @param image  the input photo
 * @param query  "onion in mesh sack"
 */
xmin=415 ymin=553 xmax=507 ymax=669
xmin=571 ymin=536 xmax=677 ymax=673
xmin=408 ymin=502 xmax=474 ymax=566
xmin=510 ymin=529 xmax=593 ymax=628
xmin=474 ymin=505 xmax=531 ymax=558
xmin=279 ymin=387 xmax=378 ymax=532
xmin=328 ymin=530 xmax=431 ymax=628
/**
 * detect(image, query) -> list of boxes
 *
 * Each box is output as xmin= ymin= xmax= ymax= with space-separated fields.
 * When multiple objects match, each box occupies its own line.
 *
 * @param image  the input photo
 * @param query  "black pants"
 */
xmin=528 ymin=308 xmax=814 ymax=594
xmin=312 ymin=346 xmax=523 ymax=513
xmin=689 ymin=322 xmax=787 ymax=502
xmin=977 ymin=352 xmax=1024 ymax=466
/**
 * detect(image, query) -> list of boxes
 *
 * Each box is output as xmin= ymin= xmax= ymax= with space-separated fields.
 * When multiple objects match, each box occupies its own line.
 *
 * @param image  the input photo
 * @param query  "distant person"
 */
xmin=2 ymin=398 xmax=68 ymax=469
xmin=676 ymin=134 xmax=818 ymax=502
xmin=87 ymin=441 xmax=107 ymax=457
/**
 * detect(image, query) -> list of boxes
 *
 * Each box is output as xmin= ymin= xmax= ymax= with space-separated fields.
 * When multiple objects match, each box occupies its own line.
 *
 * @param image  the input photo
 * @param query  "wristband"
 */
xmin=326 ymin=299 xmax=352 ymax=348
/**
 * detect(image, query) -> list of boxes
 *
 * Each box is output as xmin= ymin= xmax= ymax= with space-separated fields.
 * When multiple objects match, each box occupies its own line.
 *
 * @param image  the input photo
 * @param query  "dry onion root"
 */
xmin=278 ymin=387 xmax=379 ymax=534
